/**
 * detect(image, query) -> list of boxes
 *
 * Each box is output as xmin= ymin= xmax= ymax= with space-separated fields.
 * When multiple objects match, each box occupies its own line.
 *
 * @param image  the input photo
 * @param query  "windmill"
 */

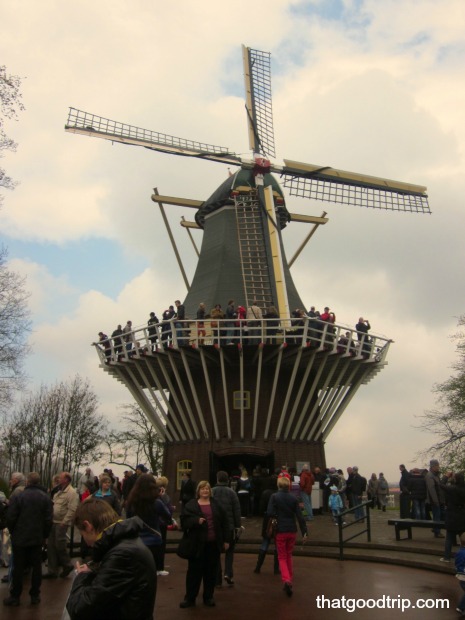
xmin=66 ymin=46 xmax=429 ymax=490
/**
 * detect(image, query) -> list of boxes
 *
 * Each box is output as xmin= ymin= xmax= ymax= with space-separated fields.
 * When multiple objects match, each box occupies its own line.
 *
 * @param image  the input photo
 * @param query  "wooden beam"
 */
xmin=151 ymin=194 xmax=203 ymax=208
xmin=180 ymin=219 xmax=201 ymax=229
xmin=289 ymin=213 xmax=328 ymax=225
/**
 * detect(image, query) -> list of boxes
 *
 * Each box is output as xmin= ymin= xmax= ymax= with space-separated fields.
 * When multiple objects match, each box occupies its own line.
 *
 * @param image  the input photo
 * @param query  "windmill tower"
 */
xmin=65 ymin=46 xmax=429 ymax=490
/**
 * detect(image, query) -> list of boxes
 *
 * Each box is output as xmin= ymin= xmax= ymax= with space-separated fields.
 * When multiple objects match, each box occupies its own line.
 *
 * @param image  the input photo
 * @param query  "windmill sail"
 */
xmin=242 ymin=46 xmax=275 ymax=158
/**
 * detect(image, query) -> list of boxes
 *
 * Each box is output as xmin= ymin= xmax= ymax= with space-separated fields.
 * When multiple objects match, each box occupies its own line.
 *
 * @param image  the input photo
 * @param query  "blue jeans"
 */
xmin=412 ymin=499 xmax=426 ymax=520
xmin=458 ymin=581 xmax=465 ymax=612
xmin=300 ymin=492 xmax=313 ymax=520
xmin=353 ymin=495 xmax=364 ymax=520
xmin=431 ymin=504 xmax=445 ymax=535
xmin=175 ymin=322 xmax=185 ymax=346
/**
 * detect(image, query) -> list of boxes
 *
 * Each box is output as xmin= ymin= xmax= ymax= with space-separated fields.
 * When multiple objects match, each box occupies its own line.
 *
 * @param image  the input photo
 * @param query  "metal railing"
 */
xmin=93 ymin=317 xmax=392 ymax=366
xmin=337 ymin=499 xmax=372 ymax=560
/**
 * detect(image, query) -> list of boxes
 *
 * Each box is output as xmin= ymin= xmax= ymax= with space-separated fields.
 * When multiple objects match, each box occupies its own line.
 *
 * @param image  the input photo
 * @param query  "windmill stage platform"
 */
xmin=94 ymin=317 xmax=392 ymax=483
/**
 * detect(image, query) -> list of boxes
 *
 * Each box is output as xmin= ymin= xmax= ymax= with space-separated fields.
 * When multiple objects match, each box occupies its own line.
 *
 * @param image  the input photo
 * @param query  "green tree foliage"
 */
xmin=102 ymin=404 xmax=164 ymax=475
xmin=419 ymin=315 xmax=465 ymax=470
xmin=0 ymin=375 xmax=107 ymax=488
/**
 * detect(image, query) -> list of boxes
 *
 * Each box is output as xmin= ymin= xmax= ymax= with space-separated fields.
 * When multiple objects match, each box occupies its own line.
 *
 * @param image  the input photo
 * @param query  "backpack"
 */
xmin=361 ymin=477 xmax=367 ymax=493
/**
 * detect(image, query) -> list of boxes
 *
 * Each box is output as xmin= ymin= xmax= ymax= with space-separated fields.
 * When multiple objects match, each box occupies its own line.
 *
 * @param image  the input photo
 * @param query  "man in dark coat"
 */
xmin=350 ymin=466 xmax=367 ymax=521
xmin=179 ymin=472 xmax=196 ymax=511
xmin=67 ymin=498 xmax=156 ymax=620
xmin=399 ymin=464 xmax=412 ymax=518
xmin=212 ymin=471 xmax=241 ymax=586
xmin=4 ymin=472 xmax=53 ymax=607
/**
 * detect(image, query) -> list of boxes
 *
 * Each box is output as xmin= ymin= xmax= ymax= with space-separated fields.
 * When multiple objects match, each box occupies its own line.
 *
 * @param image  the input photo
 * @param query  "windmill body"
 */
xmin=66 ymin=46 xmax=429 ymax=494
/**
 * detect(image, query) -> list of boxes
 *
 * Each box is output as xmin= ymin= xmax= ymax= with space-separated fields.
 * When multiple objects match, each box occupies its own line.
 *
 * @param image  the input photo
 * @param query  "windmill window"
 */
xmin=233 ymin=391 xmax=250 ymax=410
xmin=176 ymin=460 xmax=192 ymax=490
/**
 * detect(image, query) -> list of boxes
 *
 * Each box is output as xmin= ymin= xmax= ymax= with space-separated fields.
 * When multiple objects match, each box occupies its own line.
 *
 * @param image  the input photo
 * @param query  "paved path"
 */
xmin=0 ymin=554 xmax=461 ymax=619
xmin=1 ymin=509 xmax=461 ymax=618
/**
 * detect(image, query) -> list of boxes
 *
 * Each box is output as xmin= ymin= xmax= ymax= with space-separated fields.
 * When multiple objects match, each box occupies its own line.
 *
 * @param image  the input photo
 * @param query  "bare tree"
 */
xmin=0 ymin=67 xmax=31 ymax=410
xmin=417 ymin=315 xmax=465 ymax=470
xmin=0 ymin=248 xmax=31 ymax=410
xmin=0 ymin=376 xmax=106 ymax=488
xmin=102 ymin=404 xmax=164 ymax=474
xmin=0 ymin=65 xmax=25 ymax=203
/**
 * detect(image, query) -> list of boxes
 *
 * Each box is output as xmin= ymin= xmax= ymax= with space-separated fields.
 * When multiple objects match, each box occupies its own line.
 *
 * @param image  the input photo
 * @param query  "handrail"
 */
xmin=337 ymin=499 xmax=372 ymax=560
xmin=92 ymin=317 xmax=392 ymax=366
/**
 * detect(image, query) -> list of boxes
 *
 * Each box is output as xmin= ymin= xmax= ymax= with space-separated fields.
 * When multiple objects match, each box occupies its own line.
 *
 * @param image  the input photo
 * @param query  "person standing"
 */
xmin=298 ymin=464 xmax=314 ymax=522
xmin=3 ymin=472 xmax=53 ymax=607
xmin=126 ymin=474 xmax=172 ymax=588
xmin=367 ymin=473 xmax=379 ymax=509
xmin=425 ymin=459 xmax=445 ymax=538
xmin=267 ymin=476 xmax=307 ymax=597
xmin=408 ymin=468 xmax=427 ymax=520
xmin=122 ymin=320 xmax=133 ymax=353
xmin=161 ymin=306 xmax=176 ymax=349
xmin=44 ymin=471 xmax=79 ymax=579
xmin=174 ymin=300 xmax=186 ymax=346
xmin=253 ymin=474 xmax=279 ymax=575
xmin=377 ymin=473 xmax=389 ymax=511
xmin=66 ymin=499 xmax=156 ymax=620
xmin=399 ymin=464 xmax=412 ymax=518
xmin=328 ymin=486 xmax=345 ymax=524
xmin=196 ymin=303 xmax=206 ymax=345
xmin=440 ymin=473 xmax=465 ymax=563
xmin=351 ymin=466 xmax=367 ymax=521
xmin=455 ymin=532 xmax=465 ymax=614
xmin=111 ymin=324 xmax=123 ymax=357
xmin=77 ymin=468 xmax=95 ymax=500
xmin=180 ymin=472 xmax=196 ymax=512
xmin=212 ymin=471 xmax=242 ymax=586
xmin=247 ymin=301 xmax=263 ymax=343
xmin=237 ymin=468 xmax=252 ymax=517
xmin=147 ymin=312 xmax=159 ymax=352
xmin=92 ymin=475 xmax=121 ymax=515
xmin=179 ymin=481 xmax=230 ymax=608
xmin=225 ymin=300 xmax=237 ymax=344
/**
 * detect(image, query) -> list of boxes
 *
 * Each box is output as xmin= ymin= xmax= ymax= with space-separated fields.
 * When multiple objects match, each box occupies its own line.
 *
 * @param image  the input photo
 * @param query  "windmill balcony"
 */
xmin=93 ymin=317 xmax=392 ymax=366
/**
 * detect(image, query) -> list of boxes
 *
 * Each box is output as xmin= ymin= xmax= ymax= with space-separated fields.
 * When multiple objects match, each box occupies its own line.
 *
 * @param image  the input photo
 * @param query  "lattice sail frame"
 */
xmin=243 ymin=47 xmax=275 ymax=158
xmin=65 ymin=107 xmax=235 ymax=157
xmin=283 ymin=175 xmax=430 ymax=213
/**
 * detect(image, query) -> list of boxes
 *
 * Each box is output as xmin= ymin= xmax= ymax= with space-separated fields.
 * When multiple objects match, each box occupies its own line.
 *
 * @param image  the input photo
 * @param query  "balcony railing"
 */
xmin=93 ymin=317 xmax=392 ymax=366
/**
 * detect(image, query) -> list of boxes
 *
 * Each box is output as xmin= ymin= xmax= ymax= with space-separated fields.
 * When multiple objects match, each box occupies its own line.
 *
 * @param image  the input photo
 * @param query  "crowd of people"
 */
xmin=2 ymin=458 xmax=463 ymax=615
xmin=93 ymin=300 xmax=374 ymax=357
xmin=0 ymin=464 xmax=176 ymax=614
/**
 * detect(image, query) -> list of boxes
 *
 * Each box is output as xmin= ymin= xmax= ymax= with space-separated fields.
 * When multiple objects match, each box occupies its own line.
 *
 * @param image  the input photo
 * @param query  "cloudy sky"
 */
xmin=1 ymin=0 xmax=464 ymax=482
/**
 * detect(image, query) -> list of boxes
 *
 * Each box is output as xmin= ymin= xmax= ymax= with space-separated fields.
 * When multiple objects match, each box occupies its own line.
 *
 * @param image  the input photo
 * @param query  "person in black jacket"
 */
xmin=179 ymin=472 xmax=196 ymax=512
xmin=212 ymin=471 xmax=242 ymax=586
xmin=407 ymin=468 xmax=427 ymax=520
xmin=267 ymin=476 xmax=307 ymax=597
xmin=66 ymin=498 xmax=156 ymax=620
xmin=440 ymin=473 xmax=465 ymax=563
xmin=4 ymin=472 xmax=53 ymax=607
xmin=179 ymin=480 xmax=230 ymax=608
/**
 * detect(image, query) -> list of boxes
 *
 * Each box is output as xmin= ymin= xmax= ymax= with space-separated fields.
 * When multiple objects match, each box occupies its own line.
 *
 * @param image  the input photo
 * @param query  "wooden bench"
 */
xmin=388 ymin=518 xmax=445 ymax=541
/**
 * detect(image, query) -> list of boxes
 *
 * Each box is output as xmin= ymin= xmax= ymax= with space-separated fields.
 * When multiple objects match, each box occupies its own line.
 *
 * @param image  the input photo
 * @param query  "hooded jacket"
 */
xmin=66 ymin=517 xmax=156 ymax=620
